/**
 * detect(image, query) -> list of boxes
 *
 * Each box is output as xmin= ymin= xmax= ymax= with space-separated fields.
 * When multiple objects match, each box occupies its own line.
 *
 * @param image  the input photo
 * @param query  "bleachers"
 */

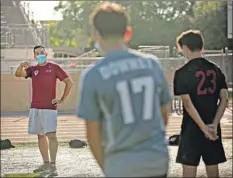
xmin=1 ymin=0 xmax=14 ymax=6
xmin=1 ymin=5 xmax=14 ymax=48
xmin=1 ymin=0 xmax=37 ymax=48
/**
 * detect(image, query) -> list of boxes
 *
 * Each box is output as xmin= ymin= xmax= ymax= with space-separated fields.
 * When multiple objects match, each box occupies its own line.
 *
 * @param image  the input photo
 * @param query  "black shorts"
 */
xmin=176 ymin=124 xmax=227 ymax=166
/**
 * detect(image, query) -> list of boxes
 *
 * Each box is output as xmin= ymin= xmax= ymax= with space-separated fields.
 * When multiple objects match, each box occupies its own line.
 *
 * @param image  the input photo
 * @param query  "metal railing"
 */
xmin=18 ymin=2 xmax=42 ymax=45
xmin=138 ymin=45 xmax=170 ymax=58
xmin=2 ymin=52 xmax=232 ymax=74
xmin=0 ymin=58 xmax=98 ymax=74
xmin=19 ymin=1 xmax=49 ymax=46
xmin=1 ymin=33 xmax=14 ymax=48
xmin=1 ymin=49 xmax=98 ymax=74
xmin=172 ymin=94 xmax=232 ymax=115
xmin=171 ymin=96 xmax=183 ymax=115
xmin=1 ymin=25 xmax=49 ymax=48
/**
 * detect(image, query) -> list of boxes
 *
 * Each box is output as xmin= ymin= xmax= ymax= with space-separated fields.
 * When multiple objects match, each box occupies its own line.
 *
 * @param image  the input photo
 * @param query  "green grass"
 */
xmin=4 ymin=173 xmax=41 ymax=178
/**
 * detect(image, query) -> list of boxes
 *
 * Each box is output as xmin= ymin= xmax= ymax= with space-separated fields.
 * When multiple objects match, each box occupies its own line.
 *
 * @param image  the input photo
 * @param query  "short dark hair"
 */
xmin=176 ymin=30 xmax=204 ymax=52
xmin=90 ymin=2 xmax=130 ymax=38
xmin=33 ymin=45 xmax=45 ymax=53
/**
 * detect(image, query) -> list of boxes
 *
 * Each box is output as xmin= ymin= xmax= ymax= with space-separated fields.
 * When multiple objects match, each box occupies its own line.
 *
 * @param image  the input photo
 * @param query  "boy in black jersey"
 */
xmin=173 ymin=30 xmax=229 ymax=177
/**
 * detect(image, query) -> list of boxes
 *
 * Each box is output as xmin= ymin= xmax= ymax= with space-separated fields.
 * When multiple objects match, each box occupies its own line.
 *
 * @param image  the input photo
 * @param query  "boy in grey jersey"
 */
xmin=77 ymin=2 xmax=172 ymax=177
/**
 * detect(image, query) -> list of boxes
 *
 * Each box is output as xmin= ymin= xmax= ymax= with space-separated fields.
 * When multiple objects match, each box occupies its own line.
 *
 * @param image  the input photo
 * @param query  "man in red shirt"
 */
xmin=15 ymin=45 xmax=73 ymax=176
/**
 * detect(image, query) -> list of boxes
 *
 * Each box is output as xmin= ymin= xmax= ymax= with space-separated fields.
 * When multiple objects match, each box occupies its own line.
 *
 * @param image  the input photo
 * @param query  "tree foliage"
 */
xmin=190 ymin=2 xmax=230 ymax=49
xmin=49 ymin=21 xmax=76 ymax=47
xmin=49 ymin=1 xmax=230 ymax=49
xmin=118 ymin=1 xmax=195 ymax=47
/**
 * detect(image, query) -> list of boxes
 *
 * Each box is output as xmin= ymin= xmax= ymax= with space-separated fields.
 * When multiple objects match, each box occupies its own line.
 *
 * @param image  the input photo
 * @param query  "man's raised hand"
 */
xmin=21 ymin=61 xmax=30 ymax=69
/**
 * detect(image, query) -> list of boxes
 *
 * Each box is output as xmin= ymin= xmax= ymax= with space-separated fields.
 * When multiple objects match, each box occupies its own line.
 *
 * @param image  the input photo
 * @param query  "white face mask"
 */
xmin=94 ymin=42 xmax=104 ymax=55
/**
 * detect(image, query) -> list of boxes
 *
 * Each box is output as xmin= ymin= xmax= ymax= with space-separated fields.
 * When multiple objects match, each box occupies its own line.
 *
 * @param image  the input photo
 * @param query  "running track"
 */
xmin=0 ymin=109 xmax=232 ymax=144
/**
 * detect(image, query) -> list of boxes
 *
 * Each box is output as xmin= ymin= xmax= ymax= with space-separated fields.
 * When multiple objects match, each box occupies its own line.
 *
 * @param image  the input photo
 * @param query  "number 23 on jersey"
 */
xmin=195 ymin=70 xmax=217 ymax=95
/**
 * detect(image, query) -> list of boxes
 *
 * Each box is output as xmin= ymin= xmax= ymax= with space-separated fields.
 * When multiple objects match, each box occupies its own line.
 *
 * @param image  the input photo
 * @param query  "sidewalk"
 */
xmin=0 ymin=109 xmax=232 ymax=144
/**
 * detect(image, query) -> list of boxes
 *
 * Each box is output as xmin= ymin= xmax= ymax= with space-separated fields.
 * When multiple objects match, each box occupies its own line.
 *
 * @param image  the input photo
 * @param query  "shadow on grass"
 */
xmin=5 ymin=142 xmax=71 ymax=149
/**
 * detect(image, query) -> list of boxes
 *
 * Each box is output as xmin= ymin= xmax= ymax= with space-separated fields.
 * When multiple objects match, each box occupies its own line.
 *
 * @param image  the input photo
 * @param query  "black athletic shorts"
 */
xmin=176 ymin=123 xmax=227 ymax=166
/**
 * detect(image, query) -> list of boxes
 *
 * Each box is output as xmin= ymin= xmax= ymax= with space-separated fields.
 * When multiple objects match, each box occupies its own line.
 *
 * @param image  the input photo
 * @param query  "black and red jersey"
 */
xmin=173 ymin=57 xmax=228 ymax=130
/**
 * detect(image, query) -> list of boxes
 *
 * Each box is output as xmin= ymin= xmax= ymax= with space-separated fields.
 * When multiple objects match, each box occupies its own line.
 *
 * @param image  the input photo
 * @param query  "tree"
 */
xmin=191 ymin=2 xmax=230 ymax=49
xmin=53 ymin=1 xmax=195 ymax=48
xmin=48 ymin=19 xmax=87 ymax=48
xmin=122 ymin=1 xmax=195 ymax=47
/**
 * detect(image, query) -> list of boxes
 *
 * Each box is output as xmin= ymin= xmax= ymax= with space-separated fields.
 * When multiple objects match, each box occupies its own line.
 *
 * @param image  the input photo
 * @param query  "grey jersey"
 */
xmin=77 ymin=49 xmax=172 ymax=177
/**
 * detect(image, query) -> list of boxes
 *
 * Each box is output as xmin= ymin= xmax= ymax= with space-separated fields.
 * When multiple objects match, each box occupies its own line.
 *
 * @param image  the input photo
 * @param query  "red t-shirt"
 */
xmin=25 ymin=62 xmax=68 ymax=110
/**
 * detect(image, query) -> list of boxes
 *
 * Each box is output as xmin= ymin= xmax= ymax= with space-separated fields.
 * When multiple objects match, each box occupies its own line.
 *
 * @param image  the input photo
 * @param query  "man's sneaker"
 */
xmin=49 ymin=164 xmax=58 ymax=177
xmin=33 ymin=163 xmax=50 ymax=174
